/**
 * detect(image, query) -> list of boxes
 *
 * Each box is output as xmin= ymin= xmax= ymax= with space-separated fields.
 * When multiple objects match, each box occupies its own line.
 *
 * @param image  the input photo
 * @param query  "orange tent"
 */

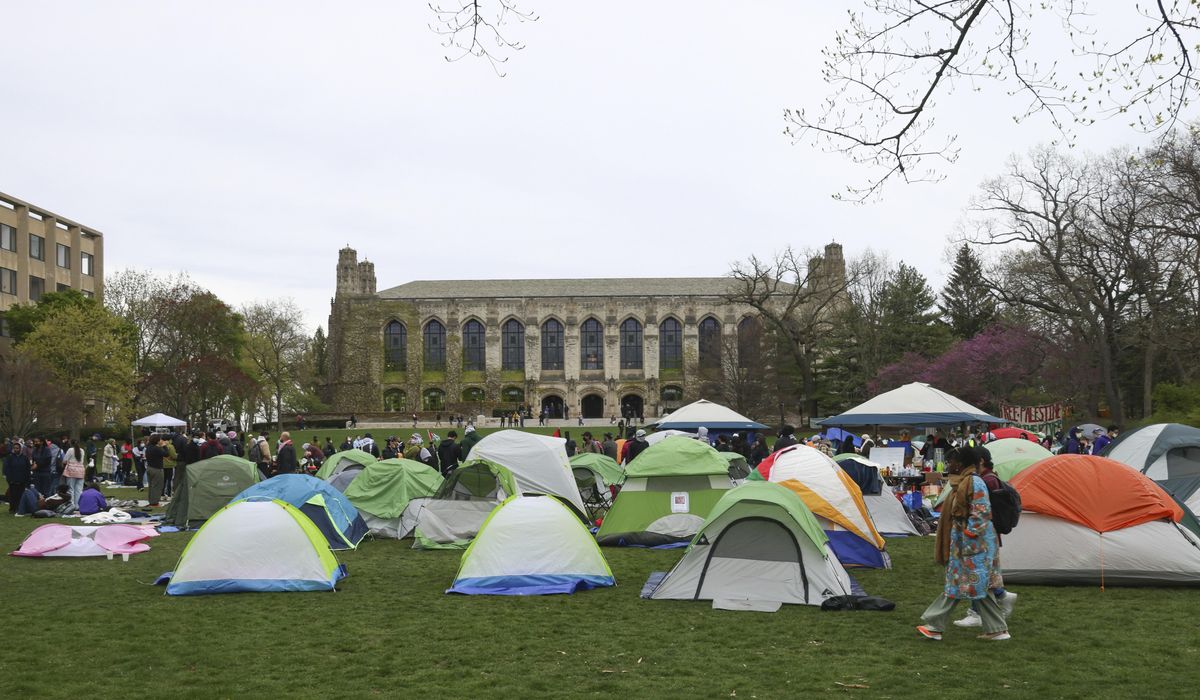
xmin=1010 ymin=454 xmax=1182 ymax=532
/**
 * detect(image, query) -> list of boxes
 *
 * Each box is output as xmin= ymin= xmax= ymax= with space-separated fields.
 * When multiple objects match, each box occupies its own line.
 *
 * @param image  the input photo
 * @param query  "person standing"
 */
xmin=102 ymin=439 xmax=117 ymax=482
xmin=275 ymin=432 xmax=298 ymax=475
xmin=4 ymin=444 xmax=33 ymax=513
xmin=601 ymin=433 xmax=618 ymax=460
xmin=773 ymin=425 xmax=798 ymax=452
xmin=438 ymin=431 xmax=462 ymax=476
xmin=749 ymin=435 xmax=769 ymax=466
xmin=144 ymin=435 xmax=167 ymax=506
xmin=30 ymin=438 xmax=53 ymax=496
xmin=626 ymin=429 xmax=650 ymax=462
xmin=460 ymin=425 xmax=482 ymax=459
xmin=563 ymin=431 xmax=577 ymax=458
xmin=917 ymin=446 xmax=1010 ymax=642
xmin=61 ymin=440 xmax=87 ymax=511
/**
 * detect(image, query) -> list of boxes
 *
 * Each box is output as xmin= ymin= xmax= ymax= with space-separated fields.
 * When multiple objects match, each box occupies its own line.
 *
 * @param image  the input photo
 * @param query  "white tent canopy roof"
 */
xmin=653 ymin=399 xmax=768 ymax=430
xmin=467 ymin=430 xmax=586 ymax=514
xmin=818 ymin=382 xmax=1006 ymax=427
xmin=131 ymin=412 xmax=187 ymax=428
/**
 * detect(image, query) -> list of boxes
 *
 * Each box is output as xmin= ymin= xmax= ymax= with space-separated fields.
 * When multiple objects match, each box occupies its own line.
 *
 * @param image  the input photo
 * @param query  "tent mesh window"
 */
xmin=620 ymin=318 xmax=643 ymax=369
xmin=581 ymin=318 xmax=604 ymax=370
xmin=659 ymin=318 xmax=682 ymax=369
xmin=463 ymin=319 xmax=486 ymax=371
xmin=501 ymin=319 xmax=524 ymax=370
xmin=424 ymin=319 xmax=446 ymax=370
xmin=384 ymin=320 xmax=407 ymax=370
xmin=541 ymin=319 xmax=564 ymax=370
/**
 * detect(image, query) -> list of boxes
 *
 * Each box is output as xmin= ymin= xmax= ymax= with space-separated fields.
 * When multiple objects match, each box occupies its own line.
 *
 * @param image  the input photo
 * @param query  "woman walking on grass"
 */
xmin=917 ymin=446 xmax=1011 ymax=642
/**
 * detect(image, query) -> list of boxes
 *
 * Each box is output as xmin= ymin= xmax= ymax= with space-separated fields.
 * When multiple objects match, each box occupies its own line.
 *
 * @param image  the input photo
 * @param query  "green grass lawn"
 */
xmin=4 ymin=501 xmax=1199 ymax=699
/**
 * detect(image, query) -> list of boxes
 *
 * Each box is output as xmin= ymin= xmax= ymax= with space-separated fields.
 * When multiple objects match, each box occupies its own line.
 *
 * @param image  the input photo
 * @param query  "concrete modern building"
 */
xmin=324 ymin=243 xmax=846 ymax=420
xmin=0 ymin=191 xmax=104 ymax=338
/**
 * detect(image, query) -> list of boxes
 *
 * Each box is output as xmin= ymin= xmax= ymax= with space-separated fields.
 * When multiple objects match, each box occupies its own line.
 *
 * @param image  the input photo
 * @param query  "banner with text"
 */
xmin=1000 ymin=403 xmax=1064 ymax=436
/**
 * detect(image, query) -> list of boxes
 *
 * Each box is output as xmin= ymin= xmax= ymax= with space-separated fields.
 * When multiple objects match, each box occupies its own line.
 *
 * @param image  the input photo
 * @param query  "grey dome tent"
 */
xmin=1104 ymin=423 xmax=1200 ymax=512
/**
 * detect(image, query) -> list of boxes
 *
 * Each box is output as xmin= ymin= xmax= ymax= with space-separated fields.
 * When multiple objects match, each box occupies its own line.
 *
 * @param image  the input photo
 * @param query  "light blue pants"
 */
xmin=67 ymin=477 xmax=84 ymax=510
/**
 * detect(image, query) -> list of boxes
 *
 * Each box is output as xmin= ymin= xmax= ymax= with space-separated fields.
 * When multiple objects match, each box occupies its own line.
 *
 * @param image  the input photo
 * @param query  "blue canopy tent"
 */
xmin=818 ymin=383 xmax=1007 ymax=428
xmin=653 ymin=399 xmax=768 ymax=445
xmin=233 ymin=474 xmax=368 ymax=550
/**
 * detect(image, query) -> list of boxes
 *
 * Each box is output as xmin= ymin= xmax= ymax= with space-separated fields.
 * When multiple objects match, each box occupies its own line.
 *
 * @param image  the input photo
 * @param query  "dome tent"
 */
xmin=342 ymin=458 xmax=444 ymax=538
xmin=316 ymin=449 xmax=378 ymax=492
xmin=447 ymin=495 xmax=615 ymax=596
xmin=1003 ymin=455 xmax=1200 ymax=586
xmin=647 ymin=481 xmax=852 ymax=608
xmin=162 ymin=499 xmax=346 ymax=595
xmin=569 ymin=452 xmax=624 ymax=487
xmin=1103 ymin=423 xmax=1200 ymax=512
xmin=753 ymin=445 xmax=888 ymax=568
xmin=596 ymin=436 xmax=734 ymax=547
xmin=465 ymin=430 xmax=585 ymax=515
xmin=403 ymin=459 xmax=519 ymax=549
xmin=833 ymin=454 xmax=919 ymax=537
xmin=233 ymin=474 xmax=368 ymax=550
xmin=164 ymin=455 xmax=260 ymax=529
xmin=983 ymin=438 xmax=1054 ymax=481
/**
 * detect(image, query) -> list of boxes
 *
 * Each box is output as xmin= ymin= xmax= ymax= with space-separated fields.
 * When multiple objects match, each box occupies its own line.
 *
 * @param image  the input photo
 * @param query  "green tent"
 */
xmin=315 ymin=449 xmax=377 ymax=481
xmin=597 ymin=436 xmax=734 ymax=547
xmin=410 ymin=459 xmax=519 ymax=550
xmin=342 ymin=458 xmax=444 ymax=538
xmin=624 ymin=436 xmax=730 ymax=478
xmin=721 ymin=451 xmax=751 ymax=480
xmin=165 ymin=454 xmax=260 ymax=528
xmin=647 ymin=481 xmax=852 ymax=606
xmin=570 ymin=453 xmax=624 ymax=486
xmin=985 ymin=438 xmax=1053 ymax=481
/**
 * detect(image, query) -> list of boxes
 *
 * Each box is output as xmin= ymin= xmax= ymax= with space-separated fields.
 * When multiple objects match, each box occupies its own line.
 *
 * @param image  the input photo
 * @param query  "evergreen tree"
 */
xmin=312 ymin=326 xmax=328 ymax=378
xmin=879 ymin=262 xmax=952 ymax=362
xmin=939 ymin=244 xmax=996 ymax=339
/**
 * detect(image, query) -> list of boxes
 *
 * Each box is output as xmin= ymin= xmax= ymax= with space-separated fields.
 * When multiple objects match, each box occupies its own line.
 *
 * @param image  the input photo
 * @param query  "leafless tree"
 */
xmin=727 ymin=247 xmax=866 ymax=421
xmin=429 ymin=1 xmax=538 ymax=77
xmin=791 ymin=1 xmax=1200 ymax=200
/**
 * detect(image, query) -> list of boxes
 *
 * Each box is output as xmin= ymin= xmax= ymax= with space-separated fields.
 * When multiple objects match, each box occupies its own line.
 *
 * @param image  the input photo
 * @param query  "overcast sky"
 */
xmin=2 ymin=2 xmax=1158 ymax=330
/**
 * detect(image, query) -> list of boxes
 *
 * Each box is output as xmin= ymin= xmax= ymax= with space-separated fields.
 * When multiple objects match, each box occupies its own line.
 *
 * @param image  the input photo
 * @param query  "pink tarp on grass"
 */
xmin=11 ymin=524 xmax=159 ymax=557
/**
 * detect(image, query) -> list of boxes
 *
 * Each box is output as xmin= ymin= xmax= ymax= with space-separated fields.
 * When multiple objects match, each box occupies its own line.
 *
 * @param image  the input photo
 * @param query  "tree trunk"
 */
xmin=1097 ymin=322 xmax=1125 ymax=425
xmin=1143 ymin=340 xmax=1155 ymax=418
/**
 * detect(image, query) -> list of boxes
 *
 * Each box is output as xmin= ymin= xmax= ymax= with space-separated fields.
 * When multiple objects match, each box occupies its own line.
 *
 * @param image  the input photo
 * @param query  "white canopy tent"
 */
xmin=131 ymin=412 xmax=187 ymax=428
xmin=653 ymin=399 xmax=768 ymax=431
xmin=818 ymin=382 xmax=1006 ymax=427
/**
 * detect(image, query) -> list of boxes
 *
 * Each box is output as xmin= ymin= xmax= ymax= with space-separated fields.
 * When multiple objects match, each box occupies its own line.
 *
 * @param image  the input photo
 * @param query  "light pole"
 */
xmin=778 ymin=401 xmax=785 ymax=429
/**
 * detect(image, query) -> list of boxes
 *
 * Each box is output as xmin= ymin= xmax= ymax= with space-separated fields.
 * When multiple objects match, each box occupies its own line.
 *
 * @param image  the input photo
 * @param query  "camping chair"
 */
xmin=573 ymin=467 xmax=611 ymax=522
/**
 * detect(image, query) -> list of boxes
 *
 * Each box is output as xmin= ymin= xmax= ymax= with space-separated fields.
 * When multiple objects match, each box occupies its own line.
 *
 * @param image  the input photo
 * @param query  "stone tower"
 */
xmin=821 ymin=242 xmax=846 ymax=287
xmin=335 ymin=246 xmax=377 ymax=298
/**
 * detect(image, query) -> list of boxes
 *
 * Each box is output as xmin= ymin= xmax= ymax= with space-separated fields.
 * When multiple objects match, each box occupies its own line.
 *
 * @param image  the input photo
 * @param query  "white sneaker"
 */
xmin=977 ymin=631 xmax=1011 ymax=641
xmin=953 ymin=610 xmax=982 ymax=627
xmin=999 ymin=592 xmax=1018 ymax=618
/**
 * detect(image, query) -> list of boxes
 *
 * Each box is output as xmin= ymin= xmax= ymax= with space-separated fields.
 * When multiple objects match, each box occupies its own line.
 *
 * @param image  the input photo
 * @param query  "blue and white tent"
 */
xmin=233 ymin=474 xmax=368 ymax=550
xmin=653 ymin=399 xmax=768 ymax=431
xmin=447 ymin=496 xmax=615 ymax=596
xmin=162 ymin=499 xmax=346 ymax=595
xmin=818 ymin=382 xmax=1006 ymax=427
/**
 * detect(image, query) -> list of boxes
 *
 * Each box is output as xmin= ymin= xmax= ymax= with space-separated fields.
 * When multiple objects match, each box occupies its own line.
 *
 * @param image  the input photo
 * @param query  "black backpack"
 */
xmin=990 ymin=480 xmax=1022 ymax=535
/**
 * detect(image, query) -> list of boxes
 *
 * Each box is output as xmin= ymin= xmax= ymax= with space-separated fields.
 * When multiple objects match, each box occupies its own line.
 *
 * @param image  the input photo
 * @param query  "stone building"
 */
xmin=324 ymin=243 xmax=846 ymax=419
xmin=0 ymin=191 xmax=104 ymax=341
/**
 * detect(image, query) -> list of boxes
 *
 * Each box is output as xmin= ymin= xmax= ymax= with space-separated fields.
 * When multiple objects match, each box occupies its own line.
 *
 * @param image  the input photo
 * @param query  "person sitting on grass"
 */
xmin=43 ymin=483 xmax=72 ymax=513
xmin=917 ymin=446 xmax=1011 ymax=642
xmin=78 ymin=483 xmax=109 ymax=516
xmin=16 ymin=483 xmax=42 ymax=516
